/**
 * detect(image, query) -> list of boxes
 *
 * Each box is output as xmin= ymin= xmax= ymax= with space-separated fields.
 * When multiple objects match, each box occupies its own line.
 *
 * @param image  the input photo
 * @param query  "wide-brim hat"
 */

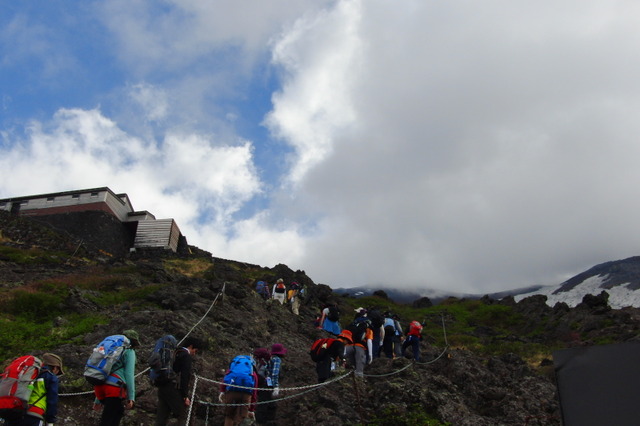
xmin=271 ymin=343 xmax=287 ymax=356
xmin=42 ymin=353 xmax=65 ymax=375
xmin=123 ymin=329 xmax=141 ymax=346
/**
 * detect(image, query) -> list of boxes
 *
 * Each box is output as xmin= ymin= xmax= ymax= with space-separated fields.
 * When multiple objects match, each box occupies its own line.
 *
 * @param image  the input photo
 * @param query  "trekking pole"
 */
xmin=350 ymin=373 xmax=367 ymax=424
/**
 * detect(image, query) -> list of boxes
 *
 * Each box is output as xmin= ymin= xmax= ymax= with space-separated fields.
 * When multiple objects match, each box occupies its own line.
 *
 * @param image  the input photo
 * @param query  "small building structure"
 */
xmin=0 ymin=187 xmax=185 ymax=253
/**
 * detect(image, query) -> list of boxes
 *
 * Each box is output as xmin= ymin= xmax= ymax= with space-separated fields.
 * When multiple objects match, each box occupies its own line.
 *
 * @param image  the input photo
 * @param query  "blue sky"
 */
xmin=3 ymin=1 xmax=640 ymax=294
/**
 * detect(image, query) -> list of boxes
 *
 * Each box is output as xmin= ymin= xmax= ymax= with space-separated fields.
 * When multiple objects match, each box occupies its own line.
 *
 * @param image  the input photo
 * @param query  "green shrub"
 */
xmin=0 ymin=246 xmax=67 ymax=265
xmin=5 ymin=290 xmax=64 ymax=321
xmin=0 ymin=313 xmax=107 ymax=361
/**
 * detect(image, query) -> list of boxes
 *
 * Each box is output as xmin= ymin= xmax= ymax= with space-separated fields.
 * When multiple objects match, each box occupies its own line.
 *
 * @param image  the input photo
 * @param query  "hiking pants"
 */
xmin=291 ymin=297 xmax=301 ymax=315
xmin=155 ymin=383 xmax=185 ymax=426
xmin=402 ymin=335 xmax=421 ymax=362
xmin=98 ymin=397 xmax=125 ymax=426
xmin=273 ymin=292 xmax=285 ymax=304
xmin=255 ymin=388 xmax=277 ymax=425
xmin=393 ymin=335 xmax=403 ymax=358
xmin=372 ymin=329 xmax=382 ymax=358
xmin=382 ymin=335 xmax=394 ymax=358
xmin=345 ymin=345 xmax=367 ymax=377
xmin=316 ymin=357 xmax=333 ymax=383
xmin=224 ymin=391 xmax=252 ymax=426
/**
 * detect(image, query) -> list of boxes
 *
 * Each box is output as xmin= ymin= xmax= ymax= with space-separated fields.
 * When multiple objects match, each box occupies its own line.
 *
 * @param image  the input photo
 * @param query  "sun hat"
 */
xmin=271 ymin=343 xmax=287 ymax=356
xmin=42 ymin=353 xmax=65 ymax=375
xmin=123 ymin=329 xmax=141 ymax=346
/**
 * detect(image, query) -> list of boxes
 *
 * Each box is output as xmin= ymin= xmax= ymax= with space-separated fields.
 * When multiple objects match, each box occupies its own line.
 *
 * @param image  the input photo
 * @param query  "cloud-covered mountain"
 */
xmin=336 ymin=256 xmax=640 ymax=308
xmin=515 ymin=256 xmax=640 ymax=308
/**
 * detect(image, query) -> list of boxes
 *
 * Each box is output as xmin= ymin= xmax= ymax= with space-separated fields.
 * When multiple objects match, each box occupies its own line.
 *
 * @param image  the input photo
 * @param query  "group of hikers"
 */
xmin=0 ymin=329 xmax=286 ymax=426
xmin=0 ymin=281 xmax=426 ymax=426
xmin=311 ymin=305 xmax=425 ymax=379
xmin=255 ymin=279 xmax=304 ymax=315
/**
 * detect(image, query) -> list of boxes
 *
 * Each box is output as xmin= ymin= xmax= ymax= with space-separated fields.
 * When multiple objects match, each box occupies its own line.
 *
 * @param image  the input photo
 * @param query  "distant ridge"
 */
xmin=515 ymin=256 xmax=640 ymax=308
xmin=332 ymin=284 xmax=546 ymax=305
xmin=334 ymin=256 xmax=640 ymax=308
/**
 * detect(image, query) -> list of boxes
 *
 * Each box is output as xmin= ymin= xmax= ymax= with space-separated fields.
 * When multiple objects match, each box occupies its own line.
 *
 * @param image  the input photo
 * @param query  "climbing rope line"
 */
xmin=361 ymin=361 xmax=415 ymax=377
xmin=193 ymin=368 xmax=351 ymax=393
xmin=58 ymin=282 xmax=227 ymax=397
xmin=193 ymin=371 xmax=353 ymax=407
xmin=186 ymin=373 xmax=354 ymax=423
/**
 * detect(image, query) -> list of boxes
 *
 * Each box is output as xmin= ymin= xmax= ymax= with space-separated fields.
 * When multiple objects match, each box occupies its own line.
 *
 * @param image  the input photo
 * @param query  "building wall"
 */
xmin=0 ymin=189 xmax=133 ymax=221
xmin=134 ymin=219 xmax=181 ymax=252
xmin=1 ymin=187 xmax=183 ymax=254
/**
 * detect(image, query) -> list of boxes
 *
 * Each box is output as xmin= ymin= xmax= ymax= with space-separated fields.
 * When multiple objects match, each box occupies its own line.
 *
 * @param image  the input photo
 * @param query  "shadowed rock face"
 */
xmin=1 ymin=210 xmax=639 ymax=425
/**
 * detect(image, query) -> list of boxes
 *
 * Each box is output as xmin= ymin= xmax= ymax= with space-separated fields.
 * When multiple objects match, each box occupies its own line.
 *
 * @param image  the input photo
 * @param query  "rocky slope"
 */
xmin=1 ymin=210 xmax=639 ymax=425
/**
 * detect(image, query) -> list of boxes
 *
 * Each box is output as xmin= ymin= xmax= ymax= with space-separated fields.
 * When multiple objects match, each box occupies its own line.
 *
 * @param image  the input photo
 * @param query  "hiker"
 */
xmin=392 ymin=314 xmax=404 ymax=359
xmin=288 ymin=282 xmax=301 ymax=315
xmin=401 ymin=320 xmax=424 ymax=362
xmin=255 ymin=343 xmax=287 ymax=425
xmin=367 ymin=307 xmax=385 ymax=359
xmin=382 ymin=312 xmax=397 ymax=358
xmin=343 ymin=309 xmax=373 ymax=377
xmin=252 ymin=347 xmax=271 ymax=424
xmin=310 ymin=336 xmax=347 ymax=383
xmin=255 ymin=280 xmax=270 ymax=300
xmin=320 ymin=304 xmax=341 ymax=336
xmin=92 ymin=329 xmax=139 ymax=426
xmin=313 ymin=315 xmax=322 ymax=329
xmin=272 ymin=279 xmax=286 ymax=305
xmin=4 ymin=353 xmax=64 ymax=426
xmin=154 ymin=337 xmax=204 ymax=426
xmin=219 ymin=355 xmax=258 ymax=426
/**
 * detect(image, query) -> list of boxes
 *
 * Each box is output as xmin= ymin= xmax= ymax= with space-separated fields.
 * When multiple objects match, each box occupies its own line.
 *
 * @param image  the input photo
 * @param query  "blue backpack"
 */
xmin=256 ymin=281 xmax=268 ymax=295
xmin=223 ymin=356 xmax=255 ymax=394
xmin=84 ymin=335 xmax=130 ymax=386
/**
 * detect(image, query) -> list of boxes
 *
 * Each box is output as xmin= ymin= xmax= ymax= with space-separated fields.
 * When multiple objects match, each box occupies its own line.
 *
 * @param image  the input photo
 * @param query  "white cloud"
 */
xmin=5 ymin=1 xmax=640 ymax=294
xmin=0 ymin=108 xmax=263 ymax=247
xmin=262 ymin=0 xmax=640 ymax=291
xmin=128 ymin=83 xmax=169 ymax=122
xmin=266 ymin=0 xmax=362 ymax=184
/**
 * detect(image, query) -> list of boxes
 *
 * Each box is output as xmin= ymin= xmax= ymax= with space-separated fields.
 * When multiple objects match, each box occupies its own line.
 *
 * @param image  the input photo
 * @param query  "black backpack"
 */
xmin=148 ymin=335 xmax=178 ymax=386
xmin=347 ymin=317 xmax=371 ymax=345
xmin=368 ymin=309 xmax=384 ymax=329
xmin=327 ymin=306 xmax=340 ymax=322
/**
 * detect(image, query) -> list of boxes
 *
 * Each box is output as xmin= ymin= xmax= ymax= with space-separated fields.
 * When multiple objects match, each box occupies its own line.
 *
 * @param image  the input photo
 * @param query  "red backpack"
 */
xmin=309 ymin=338 xmax=337 ymax=362
xmin=0 ymin=355 xmax=42 ymax=421
xmin=408 ymin=321 xmax=423 ymax=336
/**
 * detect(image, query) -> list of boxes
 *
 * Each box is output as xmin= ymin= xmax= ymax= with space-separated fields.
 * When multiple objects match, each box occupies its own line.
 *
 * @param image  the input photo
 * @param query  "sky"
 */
xmin=2 ymin=1 xmax=640 ymax=294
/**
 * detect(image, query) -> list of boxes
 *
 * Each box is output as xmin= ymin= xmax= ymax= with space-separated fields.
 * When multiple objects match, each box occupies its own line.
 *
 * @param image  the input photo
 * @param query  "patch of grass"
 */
xmin=0 ymin=313 xmax=108 ymax=361
xmin=469 ymin=304 xmax=524 ymax=328
xmin=2 ymin=289 xmax=66 ymax=321
xmin=87 ymin=283 xmax=163 ymax=306
xmin=164 ymin=258 xmax=213 ymax=278
xmin=0 ymin=245 xmax=67 ymax=265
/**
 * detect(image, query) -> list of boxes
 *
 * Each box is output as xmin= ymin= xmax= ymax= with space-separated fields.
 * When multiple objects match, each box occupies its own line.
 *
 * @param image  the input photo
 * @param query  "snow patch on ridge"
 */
xmin=514 ymin=275 xmax=640 ymax=308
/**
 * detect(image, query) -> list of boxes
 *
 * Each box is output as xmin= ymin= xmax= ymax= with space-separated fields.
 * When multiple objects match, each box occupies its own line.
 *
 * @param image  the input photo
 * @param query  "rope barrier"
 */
xmin=194 ymin=368 xmax=352 ymax=393
xmin=192 ymin=371 xmax=353 ymax=407
xmin=58 ymin=282 xmax=227 ymax=397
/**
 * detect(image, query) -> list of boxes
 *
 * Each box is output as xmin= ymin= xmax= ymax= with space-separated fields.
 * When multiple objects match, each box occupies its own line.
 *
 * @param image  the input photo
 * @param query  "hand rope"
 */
xmin=58 ymin=282 xmax=227 ymax=397
xmin=194 ymin=369 xmax=352 ymax=393
xmin=193 ymin=371 xmax=354 ymax=407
